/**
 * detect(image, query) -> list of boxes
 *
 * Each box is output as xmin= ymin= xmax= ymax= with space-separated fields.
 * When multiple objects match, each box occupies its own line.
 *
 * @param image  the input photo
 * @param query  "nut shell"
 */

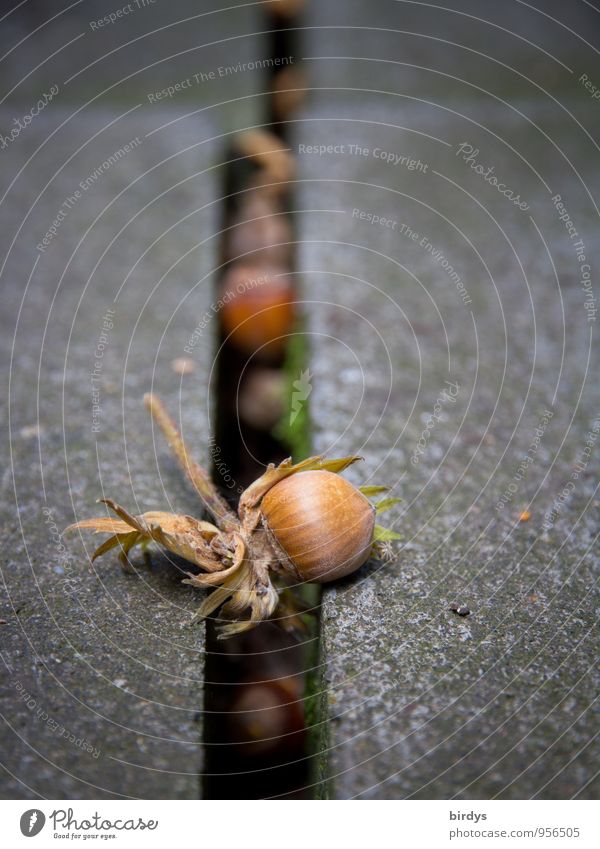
xmin=238 ymin=368 xmax=285 ymax=429
xmin=260 ymin=470 xmax=375 ymax=583
xmin=227 ymin=212 xmax=292 ymax=265
xmin=272 ymin=67 xmax=307 ymax=121
xmin=219 ymin=263 xmax=295 ymax=360
xmin=269 ymin=0 xmax=307 ymax=20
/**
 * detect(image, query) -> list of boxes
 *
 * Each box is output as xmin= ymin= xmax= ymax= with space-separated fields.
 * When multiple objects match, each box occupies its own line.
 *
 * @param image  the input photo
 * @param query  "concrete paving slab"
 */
xmin=296 ymin=90 xmax=600 ymax=798
xmin=0 ymin=109 xmax=218 ymax=799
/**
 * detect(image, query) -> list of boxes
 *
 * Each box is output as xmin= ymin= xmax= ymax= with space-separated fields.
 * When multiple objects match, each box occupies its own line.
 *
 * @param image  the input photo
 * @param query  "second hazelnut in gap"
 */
xmin=219 ymin=263 xmax=296 ymax=362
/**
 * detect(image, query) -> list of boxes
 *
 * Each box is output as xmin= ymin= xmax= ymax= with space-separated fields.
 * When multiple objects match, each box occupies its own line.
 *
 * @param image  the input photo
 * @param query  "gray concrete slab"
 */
xmin=0 ymin=1 xmax=267 ymax=132
xmin=0 ymin=109 xmax=218 ymax=798
xmin=304 ymin=0 xmax=599 ymax=105
xmin=3 ymin=0 xmax=600 ymax=802
xmin=296 ymin=74 xmax=600 ymax=797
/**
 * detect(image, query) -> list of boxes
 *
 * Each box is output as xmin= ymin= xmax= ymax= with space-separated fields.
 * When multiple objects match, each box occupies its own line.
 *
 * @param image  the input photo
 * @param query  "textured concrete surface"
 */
xmin=296 ymin=2 xmax=600 ymax=799
xmin=0 ymin=108 xmax=219 ymax=798
xmin=0 ymin=0 xmax=278 ymax=800
xmin=2 ymin=0 xmax=600 ymax=802
xmin=0 ymin=1 xmax=265 ymax=131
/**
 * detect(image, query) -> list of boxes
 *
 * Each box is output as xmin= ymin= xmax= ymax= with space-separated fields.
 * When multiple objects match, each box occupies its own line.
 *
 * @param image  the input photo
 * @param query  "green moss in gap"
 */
xmin=273 ymin=324 xmax=312 ymax=462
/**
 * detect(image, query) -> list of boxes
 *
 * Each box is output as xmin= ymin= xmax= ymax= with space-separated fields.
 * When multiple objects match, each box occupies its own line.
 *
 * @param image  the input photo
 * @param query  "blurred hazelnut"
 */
xmin=219 ymin=263 xmax=295 ymax=361
xmin=234 ymin=129 xmax=296 ymax=185
xmin=227 ymin=209 xmax=292 ymax=265
xmin=238 ymin=368 xmax=286 ymax=430
xmin=227 ymin=676 xmax=304 ymax=758
xmin=272 ymin=66 xmax=308 ymax=121
xmin=267 ymin=0 xmax=307 ymax=20
xmin=236 ymin=190 xmax=283 ymax=220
